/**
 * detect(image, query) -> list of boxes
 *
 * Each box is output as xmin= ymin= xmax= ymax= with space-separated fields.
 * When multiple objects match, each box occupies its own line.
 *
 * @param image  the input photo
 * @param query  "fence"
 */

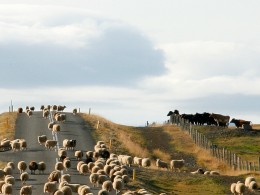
xmin=170 ymin=115 xmax=260 ymax=172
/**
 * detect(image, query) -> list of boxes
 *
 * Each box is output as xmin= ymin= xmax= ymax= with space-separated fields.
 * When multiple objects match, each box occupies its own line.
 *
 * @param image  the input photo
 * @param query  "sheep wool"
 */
xmin=20 ymin=185 xmax=32 ymax=195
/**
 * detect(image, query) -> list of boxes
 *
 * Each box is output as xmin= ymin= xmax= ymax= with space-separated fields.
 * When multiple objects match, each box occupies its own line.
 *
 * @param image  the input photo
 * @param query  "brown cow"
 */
xmin=209 ymin=113 xmax=230 ymax=127
xmin=230 ymin=118 xmax=251 ymax=128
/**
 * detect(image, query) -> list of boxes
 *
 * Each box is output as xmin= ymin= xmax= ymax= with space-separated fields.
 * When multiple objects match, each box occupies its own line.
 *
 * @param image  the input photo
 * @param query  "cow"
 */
xmin=209 ymin=113 xmax=230 ymax=127
xmin=167 ymin=110 xmax=179 ymax=116
xmin=230 ymin=118 xmax=251 ymax=128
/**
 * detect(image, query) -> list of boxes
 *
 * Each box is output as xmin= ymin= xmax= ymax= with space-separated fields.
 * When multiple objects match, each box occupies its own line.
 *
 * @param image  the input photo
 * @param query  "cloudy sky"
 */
xmin=1 ymin=0 xmax=260 ymax=126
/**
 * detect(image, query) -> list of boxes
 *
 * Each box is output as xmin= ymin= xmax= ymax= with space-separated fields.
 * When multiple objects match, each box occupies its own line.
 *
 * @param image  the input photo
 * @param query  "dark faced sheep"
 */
xmin=29 ymin=161 xmax=38 ymax=174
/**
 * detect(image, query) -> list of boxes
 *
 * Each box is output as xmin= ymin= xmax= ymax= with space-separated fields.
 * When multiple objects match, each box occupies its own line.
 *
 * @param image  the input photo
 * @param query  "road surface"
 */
xmin=0 ymin=110 xmax=101 ymax=194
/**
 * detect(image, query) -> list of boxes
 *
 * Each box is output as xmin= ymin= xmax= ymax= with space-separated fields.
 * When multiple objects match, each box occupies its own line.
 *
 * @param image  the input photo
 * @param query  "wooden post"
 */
xmin=96 ymin=120 xmax=100 ymax=129
xmin=237 ymin=157 xmax=241 ymax=170
xmin=109 ymin=139 xmax=112 ymax=150
xmin=133 ymin=168 xmax=136 ymax=181
xmin=89 ymin=108 xmax=91 ymax=115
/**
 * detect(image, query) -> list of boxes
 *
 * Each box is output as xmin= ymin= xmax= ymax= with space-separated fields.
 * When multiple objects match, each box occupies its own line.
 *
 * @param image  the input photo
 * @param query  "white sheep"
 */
xmin=89 ymin=173 xmax=99 ymax=188
xmin=0 ymin=181 xmax=5 ymax=193
xmin=45 ymin=140 xmax=58 ymax=150
xmin=79 ymin=164 xmax=89 ymax=175
xmin=60 ymin=186 xmax=72 ymax=195
xmin=48 ymin=122 xmax=54 ymax=130
xmin=113 ymin=179 xmax=123 ymax=195
xmin=55 ymin=162 xmax=64 ymax=172
xmin=133 ymin=157 xmax=142 ymax=167
xmin=209 ymin=171 xmax=220 ymax=175
xmin=77 ymin=161 xmax=85 ymax=172
xmin=245 ymin=176 xmax=256 ymax=187
xmin=141 ymin=158 xmax=151 ymax=168
xmin=5 ymin=175 xmax=15 ymax=185
xmin=170 ymin=159 xmax=185 ymax=172
xmin=156 ymin=159 xmax=168 ymax=170
xmin=48 ymin=170 xmax=61 ymax=183
xmin=18 ymin=161 xmax=27 ymax=174
xmin=78 ymin=185 xmax=91 ymax=195
xmin=53 ymin=124 xmax=61 ymax=133
xmin=38 ymin=135 xmax=47 ymax=145
xmin=75 ymin=150 xmax=83 ymax=161
xmin=20 ymin=172 xmax=29 ymax=185
xmin=44 ymin=181 xmax=57 ymax=194
xmin=11 ymin=140 xmax=20 ymax=151
xmin=249 ymin=180 xmax=258 ymax=190
xmin=20 ymin=185 xmax=32 ymax=195
xmin=38 ymin=161 xmax=46 ymax=174
xmin=102 ymin=180 xmax=113 ymax=192
xmin=1 ymin=183 xmax=12 ymax=195
xmin=230 ymin=183 xmax=237 ymax=195
xmin=61 ymin=174 xmax=71 ymax=183
xmin=43 ymin=110 xmax=50 ymax=118
xmin=6 ymin=162 xmax=15 ymax=170
xmin=4 ymin=166 xmax=13 ymax=176
xmin=235 ymin=181 xmax=245 ymax=195
xmin=63 ymin=158 xmax=71 ymax=171
xmin=72 ymin=108 xmax=77 ymax=115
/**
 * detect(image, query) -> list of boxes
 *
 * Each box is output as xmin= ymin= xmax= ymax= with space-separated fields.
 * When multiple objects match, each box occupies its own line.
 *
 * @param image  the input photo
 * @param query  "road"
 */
xmin=0 ymin=110 xmax=101 ymax=194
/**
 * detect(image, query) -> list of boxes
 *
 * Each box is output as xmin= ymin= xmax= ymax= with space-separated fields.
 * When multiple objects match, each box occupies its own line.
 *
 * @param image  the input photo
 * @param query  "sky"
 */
xmin=1 ymin=0 xmax=260 ymax=126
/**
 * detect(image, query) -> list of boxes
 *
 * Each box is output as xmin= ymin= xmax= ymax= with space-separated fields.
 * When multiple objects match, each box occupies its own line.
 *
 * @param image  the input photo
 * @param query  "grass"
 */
xmin=2 ymin=111 xmax=260 ymax=194
xmin=79 ymin=113 xmax=260 ymax=194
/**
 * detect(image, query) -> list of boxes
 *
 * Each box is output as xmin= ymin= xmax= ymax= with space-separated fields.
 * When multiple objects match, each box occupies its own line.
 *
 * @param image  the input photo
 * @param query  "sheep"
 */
xmin=52 ymin=105 xmax=58 ymax=111
xmin=170 ymin=159 xmax=185 ymax=172
xmin=27 ymin=110 xmax=33 ymax=117
xmin=20 ymin=185 xmax=32 ymax=195
xmin=44 ymin=181 xmax=58 ymax=194
xmin=45 ymin=140 xmax=58 ymax=150
xmin=6 ymin=162 xmax=15 ymax=171
xmin=78 ymin=185 xmax=91 ymax=195
xmin=60 ymin=185 xmax=72 ymax=195
xmin=0 ymin=181 xmax=5 ymax=193
xmin=37 ymin=161 xmax=46 ymax=174
xmin=245 ymin=176 xmax=256 ymax=187
xmin=97 ymin=175 xmax=109 ymax=187
xmin=58 ymin=105 xmax=66 ymax=112
xmin=20 ymin=172 xmax=29 ymax=185
xmin=61 ymin=174 xmax=71 ymax=183
xmin=156 ymin=159 xmax=168 ymax=170
xmin=43 ymin=110 xmax=50 ymax=118
xmin=18 ymin=161 xmax=27 ymax=174
xmin=54 ymin=190 xmax=64 ymax=195
xmin=98 ymin=189 xmax=109 ymax=195
xmin=48 ymin=170 xmax=61 ymax=182
xmin=75 ymin=150 xmax=83 ymax=161
xmin=86 ymin=151 xmax=94 ymax=158
xmin=48 ymin=122 xmax=55 ymax=130
xmin=1 ymin=183 xmax=12 ymax=195
xmin=5 ymin=175 xmax=15 ymax=185
xmin=118 ymin=155 xmax=133 ymax=167
xmin=122 ymin=175 xmax=130 ymax=186
xmin=11 ymin=140 xmax=21 ymax=151
xmin=28 ymin=161 xmax=38 ymax=174
xmin=209 ymin=170 xmax=220 ymax=175
xmin=63 ymin=139 xmax=76 ymax=150
xmin=133 ymin=157 xmax=142 ymax=167
xmin=18 ymin=107 xmax=23 ymax=113
xmin=53 ymin=124 xmax=61 ymax=133
xmin=63 ymin=158 xmax=71 ymax=171
xmin=77 ymin=161 xmax=85 ymax=172
xmin=4 ymin=166 xmax=13 ymax=176
xmin=55 ymin=162 xmax=64 ymax=172
xmin=191 ymin=168 xmax=205 ymax=174
xmin=58 ymin=148 xmax=67 ymax=161
xmin=89 ymin=173 xmax=99 ymax=188
xmin=141 ymin=158 xmax=151 ymax=168
xmin=230 ymin=183 xmax=237 ymax=195
xmin=79 ymin=164 xmax=89 ymax=175
xmin=38 ymin=135 xmax=47 ymax=145
xmin=73 ymin=108 xmax=77 ymax=115
xmin=249 ymin=180 xmax=258 ymax=190
xmin=0 ymin=169 xmax=4 ymax=179
xmin=113 ymin=179 xmax=123 ymax=195
xmin=235 ymin=181 xmax=245 ymax=195
xmin=102 ymin=180 xmax=113 ymax=192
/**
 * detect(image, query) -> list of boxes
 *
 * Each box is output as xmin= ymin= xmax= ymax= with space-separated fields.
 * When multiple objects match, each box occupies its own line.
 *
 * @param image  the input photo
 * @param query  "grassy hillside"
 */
xmin=79 ymin=113 xmax=260 ymax=194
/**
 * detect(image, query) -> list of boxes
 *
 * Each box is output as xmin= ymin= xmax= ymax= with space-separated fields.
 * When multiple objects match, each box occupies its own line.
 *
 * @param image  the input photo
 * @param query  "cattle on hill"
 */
xmin=230 ymin=118 xmax=251 ymax=128
xmin=209 ymin=113 xmax=230 ymax=127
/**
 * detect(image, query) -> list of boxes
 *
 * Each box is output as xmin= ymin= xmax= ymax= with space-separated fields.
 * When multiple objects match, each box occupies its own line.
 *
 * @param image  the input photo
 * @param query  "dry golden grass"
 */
xmin=0 ymin=112 xmax=17 ymax=140
xmin=79 ymin=113 xmax=260 ymax=194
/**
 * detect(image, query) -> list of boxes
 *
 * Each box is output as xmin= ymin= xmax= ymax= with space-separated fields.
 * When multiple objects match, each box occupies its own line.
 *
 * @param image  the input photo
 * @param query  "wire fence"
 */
xmin=170 ymin=115 xmax=260 ymax=172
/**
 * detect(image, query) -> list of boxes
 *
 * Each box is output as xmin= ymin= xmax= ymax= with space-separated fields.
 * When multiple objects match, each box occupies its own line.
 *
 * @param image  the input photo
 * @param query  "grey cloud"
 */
xmin=0 ymin=28 xmax=166 ymax=88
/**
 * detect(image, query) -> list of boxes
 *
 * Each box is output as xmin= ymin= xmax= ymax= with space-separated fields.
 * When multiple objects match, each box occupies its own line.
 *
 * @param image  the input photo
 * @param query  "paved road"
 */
xmin=0 ymin=111 xmax=100 ymax=194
